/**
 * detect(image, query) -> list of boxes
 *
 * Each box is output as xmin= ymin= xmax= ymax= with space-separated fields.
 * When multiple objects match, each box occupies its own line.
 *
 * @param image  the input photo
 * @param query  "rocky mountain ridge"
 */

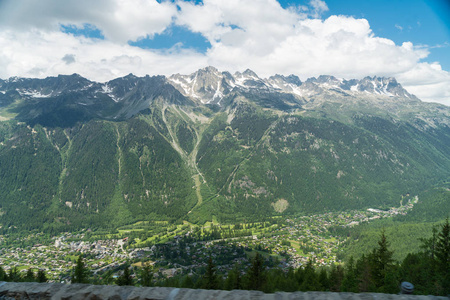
xmin=0 ymin=67 xmax=418 ymax=109
xmin=168 ymin=66 xmax=417 ymax=105
xmin=2 ymin=66 xmax=447 ymax=128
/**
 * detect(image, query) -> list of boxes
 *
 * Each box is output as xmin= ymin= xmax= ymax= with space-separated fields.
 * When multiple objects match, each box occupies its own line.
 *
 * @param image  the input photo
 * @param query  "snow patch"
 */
xmin=101 ymin=84 xmax=120 ymax=102
xmin=235 ymin=77 xmax=246 ymax=86
xmin=290 ymin=85 xmax=304 ymax=96
xmin=189 ymin=74 xmax=201 ymax=101
xmin=212 ymin=81 xmax=223 ymax=105
xmin=169 ymin=78 xmax=190 ymax=95
xmin=17 ymin=89 xmax=52 ymax=98
xmin=81 ymin=83 xmax=94 ymax=91
xmin=382 ymin=85 xmax=393 ymax=96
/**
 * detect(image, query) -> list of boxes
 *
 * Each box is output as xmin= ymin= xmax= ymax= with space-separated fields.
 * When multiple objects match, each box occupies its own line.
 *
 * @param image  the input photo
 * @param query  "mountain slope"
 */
xmin=0 ymin=68 xmax=449 ymax=231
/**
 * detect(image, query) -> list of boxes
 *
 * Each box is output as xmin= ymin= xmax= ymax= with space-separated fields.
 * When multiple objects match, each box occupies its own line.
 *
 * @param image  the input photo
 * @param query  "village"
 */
xmin=0 ymin=197 xmax=416 ymax=283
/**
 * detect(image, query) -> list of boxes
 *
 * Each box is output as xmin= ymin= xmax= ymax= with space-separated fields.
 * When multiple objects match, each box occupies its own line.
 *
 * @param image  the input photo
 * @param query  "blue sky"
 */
xmin=0 ymin=0 xmax=449 ymax=105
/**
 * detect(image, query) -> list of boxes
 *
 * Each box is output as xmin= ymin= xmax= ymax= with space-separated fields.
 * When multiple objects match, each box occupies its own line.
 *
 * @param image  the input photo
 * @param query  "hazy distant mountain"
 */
xmin=0 ymin=67 xmax=449 ymax=231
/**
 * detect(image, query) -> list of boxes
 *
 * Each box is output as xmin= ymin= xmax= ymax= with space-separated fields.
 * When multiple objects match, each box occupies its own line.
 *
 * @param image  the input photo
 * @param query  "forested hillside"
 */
xmin=0 ymin=70 xmax=449 ymax=232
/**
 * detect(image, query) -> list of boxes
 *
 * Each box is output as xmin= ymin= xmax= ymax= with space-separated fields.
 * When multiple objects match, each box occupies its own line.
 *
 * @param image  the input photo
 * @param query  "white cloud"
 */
xmin=0 ymin=0 xmax=176 ymax=43
xmin=309 ymin=0 xmax=329 ymax=18
xmin=0 ymin=29 xmax=207 ymax=82
xmin=397 ymin=63 xmax=450 ymax=105
xmin=0 ymin=0 xmax=448 ymax=106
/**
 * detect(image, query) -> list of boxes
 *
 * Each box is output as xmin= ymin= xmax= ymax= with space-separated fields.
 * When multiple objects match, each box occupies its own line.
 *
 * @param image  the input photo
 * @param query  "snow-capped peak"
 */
xmin=166 ymin=67 xmax=415 ymax=104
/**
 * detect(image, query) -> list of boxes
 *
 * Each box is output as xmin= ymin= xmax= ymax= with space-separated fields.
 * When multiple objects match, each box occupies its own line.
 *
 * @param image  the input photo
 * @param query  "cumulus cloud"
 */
xmin=0 ymin=0 xmax=448 ymax=105
xmin=397 ymin=63 xmax=450 ymax=105
xmin=0 ymin=29 xmax=207 ymax=81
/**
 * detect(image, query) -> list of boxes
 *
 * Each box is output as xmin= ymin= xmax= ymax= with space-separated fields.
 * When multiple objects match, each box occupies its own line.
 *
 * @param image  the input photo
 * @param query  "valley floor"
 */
xmin=0 ymin=201 xmax=416 ymax=284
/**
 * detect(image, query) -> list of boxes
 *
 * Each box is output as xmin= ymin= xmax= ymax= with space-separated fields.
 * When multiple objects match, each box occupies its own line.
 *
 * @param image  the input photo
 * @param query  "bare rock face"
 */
xmin=0 ymin=282 xmax=448 ymax=300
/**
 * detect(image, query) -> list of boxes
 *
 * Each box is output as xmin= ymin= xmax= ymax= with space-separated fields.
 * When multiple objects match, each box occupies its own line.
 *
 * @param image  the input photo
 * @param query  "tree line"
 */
xmin=0 ymin=266 xmax=47 ymax=283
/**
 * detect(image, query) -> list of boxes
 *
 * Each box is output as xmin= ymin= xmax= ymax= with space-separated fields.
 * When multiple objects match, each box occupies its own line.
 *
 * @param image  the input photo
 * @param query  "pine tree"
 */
xmin=224 ymin=264 xmax=241 ymax=290
xmin=36 ymin=269 xmax=47 ymax=283
xmin=0 ymin=266 xmax=6 ymax=281
xmin=24 ymin=268 xmax=35 ymax=282
xmin=435 ymin=217 xmax=450 ymax=294
xmin=420 ymin=225 xmax=439 ymax=260
xmin=318 ymin=268 xmax=330 ymax=291
xmin=299 ymin=259 xmax=320 ymax=291
xmin=72 ymin=256 xmax=89 ymax=284
xmin=245 ymin=253 xmax=266 ymax=291
xmin=202 ymin=256 xmax=219 ymax=289
xmin=356 ymin=254 xmax=373 ymax=292
xmin=8 ymin=267 xmax=20 ymax=282
xmin=116 ymin=265 xmax=133 ymax=286
xmin=341 ymin=256 xmax=358 ymax=292
xmin=370 ymin=230 xmax=395 ymax=291
xmin=180 ymin=275 xmax=195 ymax=288
xmin=140 ymin=265 xmax=153 ymax=287
xmin=329 ymin=264 xmax=344 ymax=292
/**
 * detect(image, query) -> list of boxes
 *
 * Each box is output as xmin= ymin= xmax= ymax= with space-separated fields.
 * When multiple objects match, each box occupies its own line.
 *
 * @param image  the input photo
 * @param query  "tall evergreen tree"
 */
xmin=36 ymin=269 xmax=47 ymax=283
xmin=116 ymin=265 xmax=133 ymax=286
xmin=356 ymin=254 xmax=373 ymax=292
xmin=245 ymin=253 xmax=266 ymax=291
xmin=329 ymin=264 xmax=344 ymax=292
xmin=370 ymin=230 xmax=395 ymax=290
xmin=202 ymin=256 xmax=219 ymax=289
xmin=24 ymin=268 xmax=35 ymax=282
xmin=180 ymin=275 xmax=195 ymax=288
xmin=224 ymin=264 xmax=241 ymax=290
xmin=341 ymin=256 xmax=358 ymax=292
xmin=72 ymin=256 xmax=89 ymax=284
xmin=420 ymin=225 xmax=439 ymax=260
xmin=318 ymin=268 xmax=330 ymax=291
xmin=299 ymin=259 xmax=320 ymax=291
xmin=8 ymin=267 xmax=20 ymax=282
xmin=0 ymin=266 xmax=7 ymax=281
xmin=435 ymin=217 xmax=450 ymax=294
xmin=140 ymin=265 xmax=153 ymax=287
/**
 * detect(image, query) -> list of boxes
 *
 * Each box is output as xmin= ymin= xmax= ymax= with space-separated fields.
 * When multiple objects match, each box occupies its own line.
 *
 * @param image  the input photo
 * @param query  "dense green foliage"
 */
xmin=193 ymin=105 xmax=450 ymax=222
xmin=0 ymin=265 xmax=47 ymax=283
xmin=72 ymin=256 xmax=90 ymax=284
xmin=0 ymin=122 xmax=61 ymax=230
xmin=156 ymin=220 xmax=450 ymax=295
xmin=337 ymin=188 xmax=450 ymax=261
xmin=116 ymin=265 xmax=133 ymax=286
xmin=0 ymin=79 xmax=449 ymax=232
xmin=12 ymin=219 xmax=442 ymax=295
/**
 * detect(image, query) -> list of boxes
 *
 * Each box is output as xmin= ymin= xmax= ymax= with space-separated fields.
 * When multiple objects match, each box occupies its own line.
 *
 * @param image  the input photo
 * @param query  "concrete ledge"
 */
xmin=0 ymin=282 xmax=447 ymax=300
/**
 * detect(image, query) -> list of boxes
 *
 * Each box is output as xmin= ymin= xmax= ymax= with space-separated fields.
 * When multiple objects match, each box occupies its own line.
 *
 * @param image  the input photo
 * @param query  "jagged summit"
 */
xmin=167 ymin=67 xmax=416 ymax=105
xmin=1 ymin=67 xmax=417 ymax=107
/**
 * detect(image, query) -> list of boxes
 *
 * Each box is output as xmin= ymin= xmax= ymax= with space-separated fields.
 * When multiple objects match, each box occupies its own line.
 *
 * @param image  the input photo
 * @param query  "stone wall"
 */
xmin=0 ymin=282 xmax=447 ymax=300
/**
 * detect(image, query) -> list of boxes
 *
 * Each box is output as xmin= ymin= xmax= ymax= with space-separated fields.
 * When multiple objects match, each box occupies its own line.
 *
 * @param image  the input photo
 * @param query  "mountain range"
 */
xmin=0 ymin=67 xmax=449 ymax=231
